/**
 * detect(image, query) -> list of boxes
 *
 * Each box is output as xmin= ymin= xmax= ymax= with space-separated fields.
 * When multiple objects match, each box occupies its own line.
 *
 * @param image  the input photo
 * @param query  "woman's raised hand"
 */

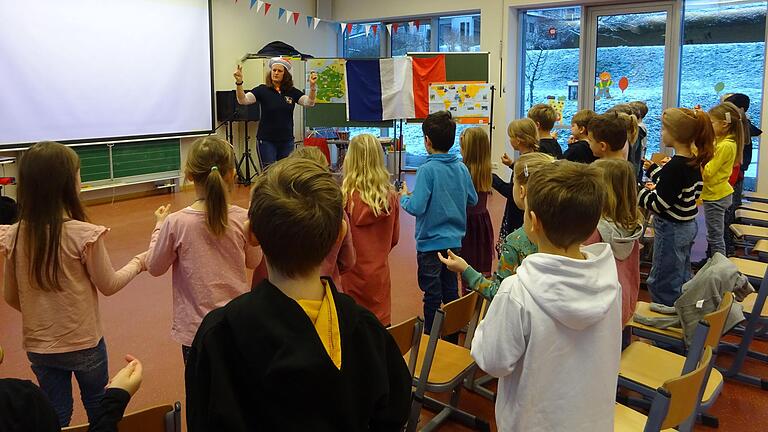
xmin=234 ymin=65 xmax=244 ymax=84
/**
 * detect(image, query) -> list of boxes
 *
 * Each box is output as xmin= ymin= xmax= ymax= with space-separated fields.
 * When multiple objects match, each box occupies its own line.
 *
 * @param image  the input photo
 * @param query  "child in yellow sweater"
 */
xmin=701 ymin=102 xmax=744 ymax=258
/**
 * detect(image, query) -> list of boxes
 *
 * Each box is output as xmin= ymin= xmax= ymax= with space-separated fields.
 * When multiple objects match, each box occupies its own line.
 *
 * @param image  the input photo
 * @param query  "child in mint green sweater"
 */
xmin=440 ymin=152 xmax=554 ymax=299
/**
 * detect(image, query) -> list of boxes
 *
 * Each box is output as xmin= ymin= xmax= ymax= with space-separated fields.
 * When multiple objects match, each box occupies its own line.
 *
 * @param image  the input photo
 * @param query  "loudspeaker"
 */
xmin=216 ymin=90 xmax=260 ymax=122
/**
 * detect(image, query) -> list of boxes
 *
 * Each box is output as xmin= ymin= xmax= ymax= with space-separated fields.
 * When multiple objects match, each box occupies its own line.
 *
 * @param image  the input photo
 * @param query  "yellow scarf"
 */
xmin=297 ymin=281 xmax=342 ymax=369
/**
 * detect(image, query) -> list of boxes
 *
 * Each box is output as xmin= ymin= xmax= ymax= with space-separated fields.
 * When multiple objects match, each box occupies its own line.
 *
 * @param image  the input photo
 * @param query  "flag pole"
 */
xmin=398 ymin=118 xmax=404 ymax=184
xmin=489 ymin=84 xmax=496 ymax=150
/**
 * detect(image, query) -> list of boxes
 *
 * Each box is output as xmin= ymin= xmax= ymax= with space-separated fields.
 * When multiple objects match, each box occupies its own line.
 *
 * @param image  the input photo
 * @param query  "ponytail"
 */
xmin=691 ymin=110 xmax=715 ymax=169
xmin=735 ymin=107 xmax=749 ymax=165
xmin=204 ymin=167 xmax=229 ymax=235
xmin=617 ymin=113 xmax=639 ymax=146
xmin=186 ymin=137 xmax=235 ymax=236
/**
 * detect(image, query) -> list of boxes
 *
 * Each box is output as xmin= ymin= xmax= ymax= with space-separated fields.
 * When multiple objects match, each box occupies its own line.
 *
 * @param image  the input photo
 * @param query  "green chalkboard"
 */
xmin=74 ymin=145 xmax=110 ymax=182
xmin=112 ymin=139 xmax=180 ymax=178
xmin=410 ymin=52 xmax=490 ymax=82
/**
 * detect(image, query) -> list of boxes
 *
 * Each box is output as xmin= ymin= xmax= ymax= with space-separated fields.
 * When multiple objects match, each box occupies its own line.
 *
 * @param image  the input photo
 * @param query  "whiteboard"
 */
xmin=0 ymin=0 xmax=214 ymax=147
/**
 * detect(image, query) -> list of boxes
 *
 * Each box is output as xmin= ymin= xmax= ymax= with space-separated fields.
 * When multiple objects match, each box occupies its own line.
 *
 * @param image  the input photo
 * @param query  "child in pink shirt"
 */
xmin=147 ymin=137 xmax=262 ymax=362
xmin=1 ymin=142 xmax=147 ymax=427
xmin=339 ymin=134 xmax=399 ymax=325
xmin=584 ymin=159 xmax=643 ymax=325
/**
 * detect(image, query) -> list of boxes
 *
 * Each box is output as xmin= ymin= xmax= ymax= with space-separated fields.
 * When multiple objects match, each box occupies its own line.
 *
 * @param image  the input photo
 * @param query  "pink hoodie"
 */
xmin=584 ymin=218 xmax=642 ymax=326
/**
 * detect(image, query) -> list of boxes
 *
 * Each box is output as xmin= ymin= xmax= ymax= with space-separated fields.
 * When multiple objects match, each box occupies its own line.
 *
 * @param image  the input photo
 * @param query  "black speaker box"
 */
xmin=216 ymin=90 xmax=260 ymax=122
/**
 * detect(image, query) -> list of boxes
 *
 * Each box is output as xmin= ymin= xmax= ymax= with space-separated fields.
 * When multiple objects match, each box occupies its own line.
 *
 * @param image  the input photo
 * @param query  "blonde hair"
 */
xmin=513 ymin=152 xmax=555 ymax=186
xmin=186 ymin=137 xmax=235 ymax=236
xmin=460 ymin=127 xmax=492 ymax=192
xmin=617 ymin=112 xmax=639 ymax=147
xmin=341 ymin=134 xmax=393 ymax=217
xmin=709 ymin=102 xmax=748 ymax=165
xmin=593 ymin=159 xmax=643 ymax=232
xmin=291 ymin=146 xmax=329 ymax=168
xmin=527 ymin=104 xmax=558 ymax=131
xmin=507 ymin=118 xmax=540 ymax=152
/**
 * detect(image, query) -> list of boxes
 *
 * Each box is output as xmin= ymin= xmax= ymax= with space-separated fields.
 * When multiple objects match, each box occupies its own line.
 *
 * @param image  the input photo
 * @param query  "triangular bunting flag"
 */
xmin=292 ymin=12 xmax=300 ymax=25
xmin=307 ymin=16 xmax=313 ymax=28
xmin=255 ymin=0 xmax=264 ymax=13
xmin=415 ymin=19 xmax=421 ymax=31
xmin=313 ymin=17 xmax=321 ymax=29
xmin=346 ymin=23 xmax=353 ymax=34
xmin=277 ymin=7 xmax=285 ymax=20
xmin=393 ymin=23 xmax=399 ymax=33
xmin=372 ymin=24 xmax=378 ymax=36
xmin=263 ymin=3 xmax=271 ymax=15
xmin=340 ymin=22 xmax=346 ymax=33
xmin=364 ymin=24 xmax=371 ymax=36
xmin=249 ymin=0 xmax=257 ymax=9
xmin=386 ymin=23 xmax=392 ymax=34
xmin=285 ymin=10 xmax=292 ymax=23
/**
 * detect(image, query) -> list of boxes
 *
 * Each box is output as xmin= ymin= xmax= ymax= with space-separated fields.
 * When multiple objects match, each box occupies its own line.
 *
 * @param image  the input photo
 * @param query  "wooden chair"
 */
xmin=408 ymin=292 xmax=489 ymax=432
xmin=739 ymin=201 xmax=768 ymax=213
xmin=736 ymin=209 xmax=768 ymax=227
xmin=63 ymin=402 xmax=181 ymax=432
xmin=388 ymin=316 xmax=424 ymax=376
xmin=622 ymin=294 xmax=733 ymax=430
xmin=718 ymin=258 xmax=768 ymax=389
xmin=752 ymin=239 xmax=768 ymax=261
xmin=743 ymin=191 xmax=768 ymax=204
xmin=463 ymin=297 xmax=496 ymax=401
xmin=615 ymin=347 xmax=714 ymax=432
xmin=730 ymin=224 xmax=768 ymax=242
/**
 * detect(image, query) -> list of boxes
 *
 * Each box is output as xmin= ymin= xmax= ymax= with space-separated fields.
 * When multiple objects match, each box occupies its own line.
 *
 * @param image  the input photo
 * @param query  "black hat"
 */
xmin=724 ymin=93 xmax=762 ymax=137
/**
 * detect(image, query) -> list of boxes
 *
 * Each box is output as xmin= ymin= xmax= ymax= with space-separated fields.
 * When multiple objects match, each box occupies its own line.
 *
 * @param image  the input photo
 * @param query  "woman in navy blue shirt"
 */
xmin=234 ymin=57 xmax=317 ymax=168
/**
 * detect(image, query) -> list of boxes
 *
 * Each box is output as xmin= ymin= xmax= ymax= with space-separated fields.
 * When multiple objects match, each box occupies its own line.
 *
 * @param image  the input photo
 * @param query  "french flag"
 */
xmin=345 ymin=58 xmax=415 ymax=121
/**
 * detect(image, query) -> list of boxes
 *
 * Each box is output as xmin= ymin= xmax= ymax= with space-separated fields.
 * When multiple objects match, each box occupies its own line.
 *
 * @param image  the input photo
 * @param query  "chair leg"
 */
xmin=464 ymin=370 xmax=496 ymax=401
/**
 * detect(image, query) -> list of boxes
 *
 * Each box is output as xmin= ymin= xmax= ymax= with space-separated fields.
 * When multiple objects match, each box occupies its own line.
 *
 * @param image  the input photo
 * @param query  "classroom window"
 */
xmin=679 ymin=0 xmax=767 ymax=189
xmin=390 ymin=22 xmax=432 ymax=56
xmin=343 ymin=23 xmax=381 ymax=58
xmin=519 ymin=7 xmax=582 ymax=148
xmin=438 ymin=14 xmax=481 ymax=52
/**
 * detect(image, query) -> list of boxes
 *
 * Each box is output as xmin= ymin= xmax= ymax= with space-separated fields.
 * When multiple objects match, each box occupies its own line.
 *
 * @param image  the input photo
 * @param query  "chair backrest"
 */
xmin=387 ymin=316 xmax=423 ymax=375
xmin=703 ymin=291 xmax=734 ymax=349
xmin=63 ymin=402 xmax=180 ymax=432
xmin=660 ymin=347 xmax=714 ymax=429
xmin=440 ymin=291 xmax=480 ymax=337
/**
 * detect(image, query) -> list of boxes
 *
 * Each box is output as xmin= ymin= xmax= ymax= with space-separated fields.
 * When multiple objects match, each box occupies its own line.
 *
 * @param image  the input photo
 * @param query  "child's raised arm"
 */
xmin=146 ymin=204 xmax=176 ymax=277
xmin=85 ymin=234 xmax=146 ymax=296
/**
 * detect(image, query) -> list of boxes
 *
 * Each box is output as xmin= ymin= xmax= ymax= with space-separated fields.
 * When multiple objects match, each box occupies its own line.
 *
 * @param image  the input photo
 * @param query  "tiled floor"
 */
xmin=1 ymin=177 xmax=766 ymax=431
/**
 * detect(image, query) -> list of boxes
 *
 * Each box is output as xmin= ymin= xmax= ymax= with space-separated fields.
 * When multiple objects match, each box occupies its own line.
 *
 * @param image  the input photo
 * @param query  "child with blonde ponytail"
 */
xmin=340 ymin=134 xmax=400 ymax=325
xmin=146 ymin=136 xmax=262 ymax=362
xmin=639 ymin=108 xmax=714 ymax=306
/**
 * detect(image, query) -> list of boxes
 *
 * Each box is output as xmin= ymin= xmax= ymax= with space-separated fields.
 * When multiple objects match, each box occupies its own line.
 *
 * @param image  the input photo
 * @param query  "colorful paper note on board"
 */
xmin=429 ymin=82 xmax=491 ymax=124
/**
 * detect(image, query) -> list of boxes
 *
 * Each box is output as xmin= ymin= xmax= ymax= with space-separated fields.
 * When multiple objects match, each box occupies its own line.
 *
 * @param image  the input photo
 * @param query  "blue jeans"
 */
xmin=27 ymin=338 xmax=109 ymax=427
xmin=417 ymin=249 xmax=461 ymax=334
xmin=647 ymin=217 xmax=697 ymax=306
xmin=258 ymin=139 xmax=294 ymax=169
xmin=704 ymin=194 xmax=733 ymax=257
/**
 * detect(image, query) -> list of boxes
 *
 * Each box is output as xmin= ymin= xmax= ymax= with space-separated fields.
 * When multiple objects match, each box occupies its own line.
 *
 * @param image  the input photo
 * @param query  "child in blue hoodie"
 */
xmin=400 ymin=111 xmax=478 ymax=333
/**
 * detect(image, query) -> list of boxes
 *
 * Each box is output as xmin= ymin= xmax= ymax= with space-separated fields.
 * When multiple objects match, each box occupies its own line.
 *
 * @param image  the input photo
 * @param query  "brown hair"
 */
xmin=15 ymin=142 xmax=88 ymax=291
xmin=617 ymin=112 xmax=639 ymax=147
xmin=507 ymin=118 xmax=540 ymax=152
xmin=709 ymin=102 xmax=748 ymax=165
xmin=291 ymin=146 xmax=329 ymax=168
xmin=248 ymin=158 xmax=342 ymax=278
xmin=186 ymin=137 xmax=235 ymax=236
xmin=266 ymin=69 xmax=294 ymax=92
xmin=593 ymin=159 xmax=643 ymax=232
xmin=629 ymin=101 xmax=648 ymax=120
xmin=460 ymin=127 xmax=492 ymax=192
xmin=588 ymin=112 xmax=628 ymax=152
xmin=528 ymin=104 xmax=558 ymax=131
xmin=661 ymin=108 xmax=715 ymax=169
xmin=572 ymin=110 xmax=596 ymax=129
xmin=526 ymin=161 xmax=604 ymax=249
xmin=513 ymin=152 xmax=555 ymax=186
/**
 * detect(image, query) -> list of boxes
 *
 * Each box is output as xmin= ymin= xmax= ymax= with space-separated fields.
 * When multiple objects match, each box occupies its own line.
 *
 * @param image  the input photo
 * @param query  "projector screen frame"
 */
xmin=0 ymin=0 xmax=216 ymax=151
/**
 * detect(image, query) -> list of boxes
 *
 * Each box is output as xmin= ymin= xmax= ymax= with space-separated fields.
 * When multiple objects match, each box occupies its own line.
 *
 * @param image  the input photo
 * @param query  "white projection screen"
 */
xmin=0 ymin=0 xmax=214 ymax=148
